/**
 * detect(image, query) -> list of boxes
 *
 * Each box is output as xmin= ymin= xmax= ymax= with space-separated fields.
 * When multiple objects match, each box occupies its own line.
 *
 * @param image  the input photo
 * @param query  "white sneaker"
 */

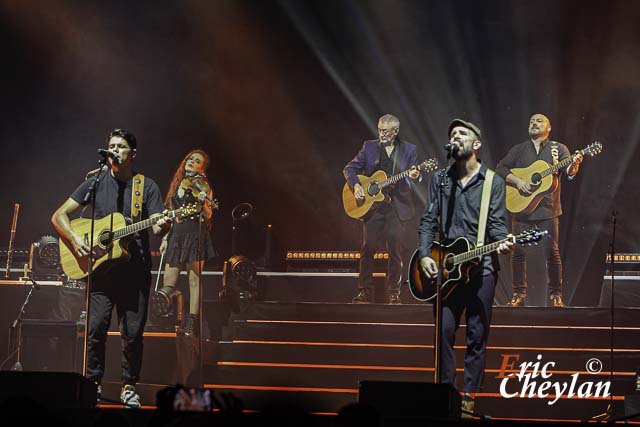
xmin=120 ymin=384 xmax=141 ymax=409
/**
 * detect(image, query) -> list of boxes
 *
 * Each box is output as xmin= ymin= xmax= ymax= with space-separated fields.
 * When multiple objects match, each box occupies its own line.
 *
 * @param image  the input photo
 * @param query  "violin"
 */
xmin=180 ymin=174 xmax=220 ymax=211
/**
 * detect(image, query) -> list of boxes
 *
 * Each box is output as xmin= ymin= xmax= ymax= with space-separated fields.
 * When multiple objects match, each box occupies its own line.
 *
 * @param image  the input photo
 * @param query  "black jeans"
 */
xmin=87 ymin=262 xmax=151 ymax=385
xmin=438 ymin=272 xmax=497 ymax=393
xmin=511 ymin=217 xmax=562 ymax=297
xmin=359 ymin=205 xmax=405 ymax=295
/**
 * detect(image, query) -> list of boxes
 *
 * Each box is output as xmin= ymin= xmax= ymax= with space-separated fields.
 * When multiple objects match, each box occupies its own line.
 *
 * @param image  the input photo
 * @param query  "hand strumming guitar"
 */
xmin=353 ymin=183 xmax=365 ymax=201
xmin=419 ymin=257 xmax=438 ymax=279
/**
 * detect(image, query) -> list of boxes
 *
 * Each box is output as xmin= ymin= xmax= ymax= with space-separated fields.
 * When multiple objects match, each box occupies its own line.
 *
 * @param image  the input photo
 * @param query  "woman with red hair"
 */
xmin=155 ymin=149 xmax=216 ymax=337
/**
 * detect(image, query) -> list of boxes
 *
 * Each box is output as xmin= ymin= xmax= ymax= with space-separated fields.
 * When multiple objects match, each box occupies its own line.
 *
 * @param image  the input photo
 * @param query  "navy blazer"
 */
xmin=343 ymin=139 xmax=418 ymax=221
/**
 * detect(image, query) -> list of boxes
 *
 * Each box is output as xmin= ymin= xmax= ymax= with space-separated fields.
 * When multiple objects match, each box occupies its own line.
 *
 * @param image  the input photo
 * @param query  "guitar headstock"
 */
xmin=581 ymin=141 xmax=602 ymax=157
xmin=417 ymin=158 xmax=438 ymax=173
xmin=175 ymin=203 xmax=202 ymax=220
xmin=515 ymin=229 xmax=548 ymax=246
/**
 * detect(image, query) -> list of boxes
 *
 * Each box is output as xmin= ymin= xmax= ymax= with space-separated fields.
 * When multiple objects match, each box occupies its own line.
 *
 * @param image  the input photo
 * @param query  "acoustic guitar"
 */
xmin=59 ymin=203 xmax=201 ymax=279
xmin=342 ymin=158 xmax=438 ymax=219
xmin=407 ymin=229 xmax=547 ymax=301
xmin=505 ymin=141 xmax=602 ymax=214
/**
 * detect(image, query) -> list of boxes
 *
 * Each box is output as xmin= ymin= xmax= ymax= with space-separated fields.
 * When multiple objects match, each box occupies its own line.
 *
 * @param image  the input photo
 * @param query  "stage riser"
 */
xmin=206 ymin=365 xmax=633 ymax=396
xmin=207 ymin=302 xmax=640 ymax=420
xmin=214 ymin=343 xmax=640 ymax=373
xmin=222 ymin=303 xmax=637 ymax=326
xmin=222 ymin=323 xmax=640 ymax=349
xmin=160 ymin=274 xmax=396 ymax=304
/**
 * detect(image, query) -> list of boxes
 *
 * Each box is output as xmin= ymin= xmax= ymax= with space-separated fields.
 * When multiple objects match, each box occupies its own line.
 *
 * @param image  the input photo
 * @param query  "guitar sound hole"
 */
xmin=98 ymin=231 xmax=113 ymax=247
xmin=530 ymin=173 xmax=542 ymax=186
xmin=444 ymin=254 xmax=455 ymax=271
xmin=368 ymin=182 xmax=379 ymax=196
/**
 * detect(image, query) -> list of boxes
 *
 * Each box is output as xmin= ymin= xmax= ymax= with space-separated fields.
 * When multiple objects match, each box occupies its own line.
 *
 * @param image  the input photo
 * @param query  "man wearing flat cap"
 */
xmin=496 ymin=114 xmax=583 ymax=308
xmin=417 ymin=119 xmax=513 ymax=416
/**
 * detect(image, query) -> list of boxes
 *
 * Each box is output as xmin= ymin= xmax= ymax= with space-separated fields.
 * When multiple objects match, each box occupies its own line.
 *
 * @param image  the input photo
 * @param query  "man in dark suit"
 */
xmin=344 ymin=114 xmax=420 ymax=304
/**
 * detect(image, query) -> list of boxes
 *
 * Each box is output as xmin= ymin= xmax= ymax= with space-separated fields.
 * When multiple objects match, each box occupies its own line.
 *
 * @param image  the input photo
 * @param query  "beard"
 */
xmin=452 ymin=146 xmax=472 ymax=160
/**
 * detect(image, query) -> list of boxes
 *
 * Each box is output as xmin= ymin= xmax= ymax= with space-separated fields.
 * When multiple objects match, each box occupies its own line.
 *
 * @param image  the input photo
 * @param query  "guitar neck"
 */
xmin=112 ymin=210 xmax=179 ymax=240
xmin=540 ymin=150 xmax=582 ymax=178
xmin=379 ymin=168 xmax=414 ymax=189
xmin=452 ymin=237 xmax=510 ymax=265
xmin=112 ymin=216 xmax=160 ymax=240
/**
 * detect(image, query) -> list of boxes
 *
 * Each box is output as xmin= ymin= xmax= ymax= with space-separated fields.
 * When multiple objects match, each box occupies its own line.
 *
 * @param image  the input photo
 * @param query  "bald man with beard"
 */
xmin=496 ymin=114 xmax=583 ymax=308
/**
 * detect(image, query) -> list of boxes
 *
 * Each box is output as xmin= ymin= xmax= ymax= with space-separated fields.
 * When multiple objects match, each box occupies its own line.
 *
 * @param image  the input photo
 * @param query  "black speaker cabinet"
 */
xmin=19 ymin=319 xmax=80 ymax=373
xmin=359 ymin=380 xmax=461 ymax=419
xmin=625 ymin=394 xmax=640 ymax=420
xmin=0 ymin=371 xmax=97 ymax=408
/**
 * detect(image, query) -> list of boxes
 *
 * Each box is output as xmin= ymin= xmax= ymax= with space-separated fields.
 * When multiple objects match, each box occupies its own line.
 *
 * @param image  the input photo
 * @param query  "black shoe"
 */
xmin=387 ymin=293 xmax=401 ymax=305
xmin=183 ymin=314 xmax=198 ymax=337
xmin=352 ymin=288 xmax=372 ymax=304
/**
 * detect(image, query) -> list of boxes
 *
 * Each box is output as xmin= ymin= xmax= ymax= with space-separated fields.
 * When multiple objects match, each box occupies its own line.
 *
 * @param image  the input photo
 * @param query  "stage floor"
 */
xmin=99 ymin=301 xmax=640 ymax=422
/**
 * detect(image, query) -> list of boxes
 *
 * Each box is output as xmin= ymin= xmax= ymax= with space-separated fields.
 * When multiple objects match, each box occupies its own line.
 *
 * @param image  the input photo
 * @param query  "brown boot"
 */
xmin=507 ymin=292 xmax=526 ymax=307
xmin=549 ymin=294 xmax=565 ymax=308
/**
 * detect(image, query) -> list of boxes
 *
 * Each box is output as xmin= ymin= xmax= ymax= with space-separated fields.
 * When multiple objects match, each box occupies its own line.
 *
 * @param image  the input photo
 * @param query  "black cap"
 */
xmin=448 ymin=119 xmax=482 ymax=141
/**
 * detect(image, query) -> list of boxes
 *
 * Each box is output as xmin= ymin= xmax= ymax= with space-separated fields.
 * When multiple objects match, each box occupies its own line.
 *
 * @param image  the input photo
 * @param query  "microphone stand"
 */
xmin=583 ymin=209 xmax=618 ymax=422
xmin=0 ymin=267 xmax=40 ymax=371
xmin=80 ymin=159 xmax=109 ymax=377
xmin=434 ymin=153 xmax=452 ymax=383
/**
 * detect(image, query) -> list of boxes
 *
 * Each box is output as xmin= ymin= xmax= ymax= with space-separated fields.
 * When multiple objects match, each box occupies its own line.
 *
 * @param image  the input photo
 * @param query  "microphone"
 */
xmin=97 ymin=148 xmax=120 ymax=161
xmin=444 ymin=141 xmax=461 ymax=152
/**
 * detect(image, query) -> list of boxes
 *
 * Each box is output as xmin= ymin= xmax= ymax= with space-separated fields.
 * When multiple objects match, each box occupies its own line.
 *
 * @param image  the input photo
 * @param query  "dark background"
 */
xmin=1 ymin=0 xmax=638 ymax=306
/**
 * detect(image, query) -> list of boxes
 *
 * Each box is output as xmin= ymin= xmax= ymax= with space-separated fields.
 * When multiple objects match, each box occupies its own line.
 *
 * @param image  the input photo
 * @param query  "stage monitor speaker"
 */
xmin=19 ymin=319 xmax=80 ymax=372
xmin=0 ymin=371 xmax=97 ymax=408
xmin=625 ymin=394 xmax=640 ymax=421
xmin=359 ymin=380 xmax=461 ymax=419
xmin=599 ymin=275 xmax=640 ymax=308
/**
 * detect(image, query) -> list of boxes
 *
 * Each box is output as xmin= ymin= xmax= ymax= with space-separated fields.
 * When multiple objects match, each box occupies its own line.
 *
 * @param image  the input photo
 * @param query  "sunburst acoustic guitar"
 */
xmin=407 ymin=229 xmax=547 ymax=301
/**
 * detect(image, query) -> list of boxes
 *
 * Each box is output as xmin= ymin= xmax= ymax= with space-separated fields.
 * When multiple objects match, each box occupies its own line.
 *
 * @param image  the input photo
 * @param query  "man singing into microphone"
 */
xmin=418 ymin=119 xmax=513 ymax=416
xmin=52 ymin=128 xmax=171 ymax=407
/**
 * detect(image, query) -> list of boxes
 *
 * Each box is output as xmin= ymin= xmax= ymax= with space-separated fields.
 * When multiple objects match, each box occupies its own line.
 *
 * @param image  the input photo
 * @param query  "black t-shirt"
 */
xmin=70 ymin=171 xmax=165 ymax=268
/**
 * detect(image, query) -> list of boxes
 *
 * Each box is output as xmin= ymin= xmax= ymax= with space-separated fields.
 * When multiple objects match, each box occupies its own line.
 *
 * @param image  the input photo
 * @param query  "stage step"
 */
xmin=201 ymin=301 xmax=640 ymax=419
